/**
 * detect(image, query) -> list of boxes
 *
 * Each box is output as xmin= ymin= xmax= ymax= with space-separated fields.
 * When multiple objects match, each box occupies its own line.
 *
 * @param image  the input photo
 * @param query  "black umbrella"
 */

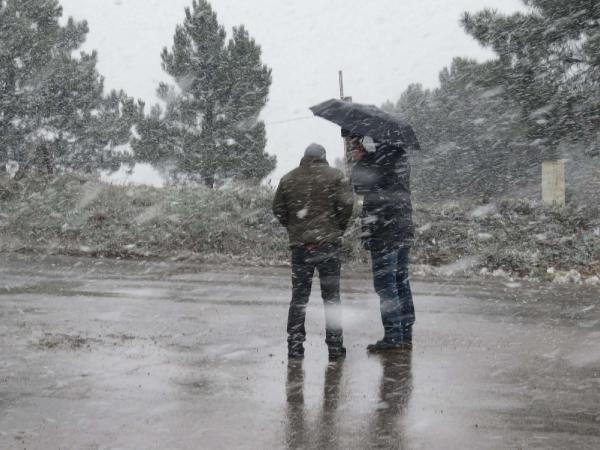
xmin=310 ymin=98 xmax=420 ymax=149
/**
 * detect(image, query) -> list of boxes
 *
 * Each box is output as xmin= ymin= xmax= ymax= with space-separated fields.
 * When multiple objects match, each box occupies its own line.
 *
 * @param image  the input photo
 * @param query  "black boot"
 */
xmin=367 ymin=327 xmax=412 ymax=353
xmin=366 ymin=339 xmax=408 ymax=352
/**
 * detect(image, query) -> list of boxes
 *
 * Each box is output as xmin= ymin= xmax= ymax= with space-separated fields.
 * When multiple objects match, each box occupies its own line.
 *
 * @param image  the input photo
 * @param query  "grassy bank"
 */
xmin=413 ymin=200 xmax=600 ymax=283
xmin=1 ymin=175 xmax=599 ymax=283
xmin=0 ymin=175 xmax=288 ymax=264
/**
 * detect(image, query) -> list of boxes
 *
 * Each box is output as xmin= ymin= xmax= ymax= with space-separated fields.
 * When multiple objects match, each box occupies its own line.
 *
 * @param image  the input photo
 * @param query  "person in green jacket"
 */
xmin=273 ymin=143 xmax=354 ymax=360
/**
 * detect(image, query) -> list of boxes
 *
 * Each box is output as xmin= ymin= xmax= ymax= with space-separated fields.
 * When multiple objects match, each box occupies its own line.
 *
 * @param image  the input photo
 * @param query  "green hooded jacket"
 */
xmin=273 ymin=155 xmax=354 ymax=247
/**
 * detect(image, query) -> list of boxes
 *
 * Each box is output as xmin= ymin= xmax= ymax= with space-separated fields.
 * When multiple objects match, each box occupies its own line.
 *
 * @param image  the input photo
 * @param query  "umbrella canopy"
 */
xmin=310 ymin=98 xmax=420 ymax=149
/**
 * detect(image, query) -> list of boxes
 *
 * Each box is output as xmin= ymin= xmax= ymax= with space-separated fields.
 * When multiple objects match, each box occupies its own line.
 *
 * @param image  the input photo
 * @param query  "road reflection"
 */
xmin=315 ymin=360 xmax=345 ymax=449
xmin=367 ymin=350 xmax=413 ymax=448
xmin=285 ymin=359 xmax=306 ymax=449
xmin=285 ymin=349 xmax=413 ymax=449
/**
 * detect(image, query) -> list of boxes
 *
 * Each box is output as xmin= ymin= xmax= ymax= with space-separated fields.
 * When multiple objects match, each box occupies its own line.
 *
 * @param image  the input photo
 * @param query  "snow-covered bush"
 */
xmin=0 ymin=175 xmax=288 ymax=263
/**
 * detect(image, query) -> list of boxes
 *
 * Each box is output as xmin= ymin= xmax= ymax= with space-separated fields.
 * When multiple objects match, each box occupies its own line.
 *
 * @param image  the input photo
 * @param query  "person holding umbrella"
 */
xmin=311 ymin=99 xmax=419 ymax=352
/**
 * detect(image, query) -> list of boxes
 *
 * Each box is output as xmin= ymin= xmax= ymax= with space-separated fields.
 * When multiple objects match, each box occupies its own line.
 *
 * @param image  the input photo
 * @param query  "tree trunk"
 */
xmin=14 ymin=163 xmax=29 ymax=181
xmin=14 ymin=143 xmax=34 ymax=181
xmin=202 ymin=104 xmax=216 ymax=189
xmin=203 ymin=175 xmax=215 ymax=189
xmin=0 ymin=138 xmax=8 ymax=174
xmin=38 ymin=143 xmax=54 ymax=175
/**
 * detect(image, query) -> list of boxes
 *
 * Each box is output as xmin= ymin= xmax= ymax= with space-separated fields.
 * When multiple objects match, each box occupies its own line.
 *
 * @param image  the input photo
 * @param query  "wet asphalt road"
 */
xmin=0 ymin=253 xmax=599 ymax=449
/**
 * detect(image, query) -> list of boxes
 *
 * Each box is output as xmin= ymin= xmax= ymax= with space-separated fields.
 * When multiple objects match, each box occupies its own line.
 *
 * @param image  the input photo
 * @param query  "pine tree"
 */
xmin=133 ymin=0 xmax=275 ymax=187
xmin=1 ymin=0 xmax=82 ymax=172
xmin=132 ymin=104 xmax=179 ymax=180
xmin=71 ymin=90 xmax=145 ymax=173
xmin=387 ymin=58 xmax=529 ymax=198
xmin=219 ymin=26 xmax=275 ymax=182
xmin=0 ymin=0 xmax=141 ymax=175
xmin=462 ymin=0 xmax=600 ymax=155
xmin=385 ymin=83 xmax=436 ymax=151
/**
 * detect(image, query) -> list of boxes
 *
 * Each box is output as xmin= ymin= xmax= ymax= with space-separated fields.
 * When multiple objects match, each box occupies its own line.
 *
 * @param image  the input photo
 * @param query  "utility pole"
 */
xmin=339 ymin=70 xmax=352 ymax=173
xmin=339 ymin=71 xmax=361 ymax=209
xmin=338 ymin=70 xmax=352 ymax=103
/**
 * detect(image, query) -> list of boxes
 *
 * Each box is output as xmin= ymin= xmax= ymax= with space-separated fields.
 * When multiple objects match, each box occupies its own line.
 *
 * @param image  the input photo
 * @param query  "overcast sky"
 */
xmin=60 ymin=0 xmax=524 ymax=185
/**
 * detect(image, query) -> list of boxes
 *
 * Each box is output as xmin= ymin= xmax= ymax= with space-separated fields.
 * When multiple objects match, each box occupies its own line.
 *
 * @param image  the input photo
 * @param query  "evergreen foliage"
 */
xmin=0 ymin=0 xmax=143 ymax=175
xmin=387 ymin=58 xmax=530 ymax=198
xmin=462 ymin=0 xmax=600 ymax=153
xmin=387 ymin=0 xmax=600 ymax=199
xmin=133 ymin=0 xmax=275 ymax=187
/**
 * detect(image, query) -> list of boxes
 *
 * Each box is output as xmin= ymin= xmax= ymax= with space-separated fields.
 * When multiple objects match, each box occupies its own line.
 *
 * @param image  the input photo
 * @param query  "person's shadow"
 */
xmin=367 ymin=349 xmax=414 ymax=449
xmin=285 ymin=359 xmax=345 ymax=449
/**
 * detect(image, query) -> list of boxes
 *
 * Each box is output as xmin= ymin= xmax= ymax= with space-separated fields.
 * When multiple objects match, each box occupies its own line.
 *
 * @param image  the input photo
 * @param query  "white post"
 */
xmin=542 ymin=160 xmax=566 ymax=206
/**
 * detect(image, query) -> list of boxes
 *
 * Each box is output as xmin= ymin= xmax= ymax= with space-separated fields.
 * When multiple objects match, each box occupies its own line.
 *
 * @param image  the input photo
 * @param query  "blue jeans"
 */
xmin=370 ymin=247 xmax=415 ymax=340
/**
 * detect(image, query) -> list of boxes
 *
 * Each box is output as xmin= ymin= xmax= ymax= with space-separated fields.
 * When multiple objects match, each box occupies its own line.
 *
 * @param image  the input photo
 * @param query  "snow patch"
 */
xmin=77 ymin=183 xmax=104 ymax=209
xmin=135 ymin=205 xmax=163 ymax=225
xmin=491 ymin=268 xmax=510 ymax=279
xmin=417 ymin=223 xmax=431 ymax=233
xmin=553 ymin=270 xmax=582 ymax=284
xmin=584 ymin=276 xmax=600 ymax=286
xmin=469 ymin=203 xmax=497 ymax=218
xmin=438 ymin=256 xmax=480 ymax=276
xmin=477 ymin=232 xmax=493 ymax=241
xmin=530 ymin=104 xmax=554 ymax=118
xmin=479 ymin=86 xmax=504 ymax=99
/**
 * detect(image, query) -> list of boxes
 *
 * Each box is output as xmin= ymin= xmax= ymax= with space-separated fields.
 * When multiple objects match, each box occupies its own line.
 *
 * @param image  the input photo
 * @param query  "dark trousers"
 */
xmin=287 ymin=244 xmax=343 ymax=348
xmin=370 ymin=247 xmax=415 ymax=340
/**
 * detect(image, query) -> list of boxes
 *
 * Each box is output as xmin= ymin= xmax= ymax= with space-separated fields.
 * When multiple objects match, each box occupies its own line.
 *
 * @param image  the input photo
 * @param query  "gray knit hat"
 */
xmin=304 ymin=143 xmax=326 ymax=159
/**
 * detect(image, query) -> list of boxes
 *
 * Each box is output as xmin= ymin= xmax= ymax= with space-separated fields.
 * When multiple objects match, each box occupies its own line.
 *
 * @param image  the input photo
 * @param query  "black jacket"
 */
xmin=351 ymin=142 xmax=414 ymax=251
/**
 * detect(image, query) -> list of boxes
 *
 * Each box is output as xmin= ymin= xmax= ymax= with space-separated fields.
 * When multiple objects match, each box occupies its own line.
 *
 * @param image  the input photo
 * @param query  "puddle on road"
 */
xmin=35 ymin=333 xmax=101 ymax=350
